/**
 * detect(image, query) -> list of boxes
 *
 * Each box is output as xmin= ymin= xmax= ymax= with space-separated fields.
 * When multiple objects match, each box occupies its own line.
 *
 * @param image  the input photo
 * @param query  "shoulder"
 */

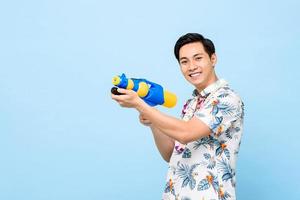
xmin=206 ymin=85 xmax=244 ymax=119
xmin=214 ymin=85 xmax=243 ymax=106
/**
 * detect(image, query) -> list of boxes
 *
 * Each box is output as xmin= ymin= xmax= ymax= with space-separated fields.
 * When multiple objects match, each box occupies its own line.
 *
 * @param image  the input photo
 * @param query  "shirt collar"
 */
xmin=192 ymin=79 xmax=228 ymax=98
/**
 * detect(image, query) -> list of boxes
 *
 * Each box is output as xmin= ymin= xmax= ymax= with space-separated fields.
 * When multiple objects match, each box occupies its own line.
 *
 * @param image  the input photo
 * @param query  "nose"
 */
xmin=188 ymin=61 xmax=198 ymax=71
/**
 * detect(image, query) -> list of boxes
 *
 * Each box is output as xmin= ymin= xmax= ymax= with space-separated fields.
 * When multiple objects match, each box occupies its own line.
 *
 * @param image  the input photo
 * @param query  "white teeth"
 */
xmin=190 ymin=72 xmax=201 ymax=77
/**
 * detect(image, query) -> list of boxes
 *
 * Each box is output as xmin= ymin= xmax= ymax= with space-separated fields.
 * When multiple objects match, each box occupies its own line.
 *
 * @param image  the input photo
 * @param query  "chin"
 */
xmin=189 ymin=78 xmax=204 ymax=86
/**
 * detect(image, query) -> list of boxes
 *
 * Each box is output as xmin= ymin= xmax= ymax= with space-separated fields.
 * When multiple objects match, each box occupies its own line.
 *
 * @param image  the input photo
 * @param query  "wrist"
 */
xmin=136 ymin=99 xmax=148 ymax=113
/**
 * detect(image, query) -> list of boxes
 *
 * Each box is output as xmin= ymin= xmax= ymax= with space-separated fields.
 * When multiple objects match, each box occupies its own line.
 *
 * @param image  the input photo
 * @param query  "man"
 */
xmin=111 ymin=33 xmax=244 ymax=200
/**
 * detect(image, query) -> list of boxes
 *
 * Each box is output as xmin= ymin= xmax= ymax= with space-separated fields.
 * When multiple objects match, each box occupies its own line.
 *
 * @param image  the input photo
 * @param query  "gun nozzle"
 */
xmin=112 ymin=76 xmax=121 ymax=86
xmin=163 ymin=91 xmax=177 ymax=108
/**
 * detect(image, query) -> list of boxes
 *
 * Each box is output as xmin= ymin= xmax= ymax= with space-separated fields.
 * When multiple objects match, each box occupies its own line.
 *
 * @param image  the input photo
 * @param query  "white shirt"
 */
xmin=162 ymin=79 xmax=244 ymax=200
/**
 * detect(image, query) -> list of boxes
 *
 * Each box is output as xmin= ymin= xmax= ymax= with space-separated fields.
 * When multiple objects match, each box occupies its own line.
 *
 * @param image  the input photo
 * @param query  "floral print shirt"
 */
xmin=162 ymin=79 xmax=244 ymax=200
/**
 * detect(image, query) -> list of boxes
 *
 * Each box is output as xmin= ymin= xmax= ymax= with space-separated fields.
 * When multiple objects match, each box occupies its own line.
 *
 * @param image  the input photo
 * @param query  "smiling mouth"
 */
xmin=189 ymin=72 xmax=202 ymax=77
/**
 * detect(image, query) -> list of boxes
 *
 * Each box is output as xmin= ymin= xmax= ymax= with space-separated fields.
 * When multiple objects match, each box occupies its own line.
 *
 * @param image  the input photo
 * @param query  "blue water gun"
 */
xmin=111 ymin=73 xmax=177 ymax=108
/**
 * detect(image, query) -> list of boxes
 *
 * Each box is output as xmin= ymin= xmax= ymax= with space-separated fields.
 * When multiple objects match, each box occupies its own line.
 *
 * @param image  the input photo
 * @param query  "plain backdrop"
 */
xmin=1 ymin=0 xmax=300 ymax=199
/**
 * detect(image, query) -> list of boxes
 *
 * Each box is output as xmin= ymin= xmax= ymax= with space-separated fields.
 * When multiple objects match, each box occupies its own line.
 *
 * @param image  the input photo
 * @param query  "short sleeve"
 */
xmin=194 ymin=91 xmax=243 ymax=137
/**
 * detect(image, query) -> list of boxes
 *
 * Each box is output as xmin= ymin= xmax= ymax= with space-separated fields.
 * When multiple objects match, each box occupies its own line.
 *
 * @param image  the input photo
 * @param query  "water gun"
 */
xmin=111 ymin=73 xmax=177 ymax=108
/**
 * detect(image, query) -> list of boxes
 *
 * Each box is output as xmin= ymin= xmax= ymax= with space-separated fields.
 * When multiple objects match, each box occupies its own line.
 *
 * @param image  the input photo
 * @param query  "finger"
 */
xmin=139 ymin=115 xmax=146 ymax=121
xmin=111 ymin=93 xmax=125 ymax=101
xmin=139 ymin=113 xmax=147 ymax=119
xmin=144 ymin=119 xmax=151 ymax=123
xmin=111 ymin=93 xmax=119 ymax=99
xmin=111 ymin=95 xmax=125 ymax=105
xmin=140 ymin=118 xmax=149 ymax=124
xmin=118 ymin=88 xmax=137 ymax=96
xmin=140 ymin=116 xmax=151 ymax=125
xmin=118 ymin=101 xmax=126 ymax=107
xmin=141 ymin=121 xmax=152 ymax=126
xmin=117 ymin=88 xmax=129 ymax=94
xmin=111 ymin=94 xmax=118 ymax=101
xmin=141 ymin=118 xmax=151 ymax=124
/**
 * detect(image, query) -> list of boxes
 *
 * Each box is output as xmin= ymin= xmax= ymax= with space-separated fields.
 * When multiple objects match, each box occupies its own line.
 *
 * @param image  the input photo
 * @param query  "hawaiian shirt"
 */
xmin=162 ymin=79 xmax=244 ymax=200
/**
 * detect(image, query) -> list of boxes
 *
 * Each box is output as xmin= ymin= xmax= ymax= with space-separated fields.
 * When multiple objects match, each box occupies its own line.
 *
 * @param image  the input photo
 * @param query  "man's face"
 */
xmin=179 ymin=42 xmax=217 ymax=91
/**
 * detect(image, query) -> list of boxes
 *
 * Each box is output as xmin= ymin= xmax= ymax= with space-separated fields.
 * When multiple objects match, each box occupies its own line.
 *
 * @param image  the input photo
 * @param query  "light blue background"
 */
xmin=1 ymin=0 xmax=299 ymax=199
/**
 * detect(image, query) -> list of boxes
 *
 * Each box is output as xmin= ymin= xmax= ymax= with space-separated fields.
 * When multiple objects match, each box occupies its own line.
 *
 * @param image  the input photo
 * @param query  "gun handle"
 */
xmin=111 ymin=87 xmax=124 ymax=95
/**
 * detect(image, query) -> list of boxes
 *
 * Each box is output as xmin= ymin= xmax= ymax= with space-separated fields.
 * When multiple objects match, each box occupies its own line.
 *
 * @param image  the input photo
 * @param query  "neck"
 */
xmin=196 ymin=74 xmax=218 ymax=93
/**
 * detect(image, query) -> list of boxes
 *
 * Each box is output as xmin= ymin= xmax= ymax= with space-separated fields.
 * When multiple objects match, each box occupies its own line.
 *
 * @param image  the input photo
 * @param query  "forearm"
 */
xmin=136 ymin=99 xmax=211 ymax=144
xmin=137 ymin=101 xmax=190 ymax=144
xmin=150 ymin=125 xmax=174 ymax=162
xmin=111 ymin=86 xmax=209 ymax=145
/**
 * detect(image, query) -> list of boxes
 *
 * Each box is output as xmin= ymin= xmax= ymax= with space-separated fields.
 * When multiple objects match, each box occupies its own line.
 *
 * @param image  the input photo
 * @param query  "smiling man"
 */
xmin=111 ymin=33 xmax=244 ymax=200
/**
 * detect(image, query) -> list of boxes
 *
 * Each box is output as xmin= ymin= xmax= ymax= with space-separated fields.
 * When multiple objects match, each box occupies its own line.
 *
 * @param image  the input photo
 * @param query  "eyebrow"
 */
xmin=179 ymin=53 xmax=204 ymax=61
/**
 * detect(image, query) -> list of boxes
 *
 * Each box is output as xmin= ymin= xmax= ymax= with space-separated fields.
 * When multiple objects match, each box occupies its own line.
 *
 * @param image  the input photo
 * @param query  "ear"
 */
xmin=211 ymin=53 xmax=217 ymax=67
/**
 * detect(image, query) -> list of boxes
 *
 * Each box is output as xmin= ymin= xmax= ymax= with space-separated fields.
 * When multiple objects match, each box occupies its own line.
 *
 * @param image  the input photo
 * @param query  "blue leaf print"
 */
xmin=182 ymin=148 xmax=192 ymax=158
xmin=215 ymin=141 xmax=230 ymax=160
xmin=224 ymin=149 xmax=230 ymax=160
xmin=218 ymin=102 xmax=236 ymax=116
xmin=203 ymin=153 xmax=216 ymax=169
xmin=218 ymin=93 xmax=230 ymax=98
xmin=211 ymin=106 xmax=219 ymax=115
xmin=241 ymin=101 xmax=245 ymax=119
xmin=189 ymin=177 xmax=196 ymax=190
xmin=182 ymin=177 xmax=189 ymax=188
xmin=164 ymin=179 xmax=175 ymax=196
xmin=234 ymin=149 xmax=239 ymax=156
xmin=225 ymin=132 xmax=232 ymax=139
xmin=197 ymin=172 xmax=219 ymax=192
xmin=212 ymin=179 xmax=220 ymax=193
xmin=210 ymin=116 xmax=223 ymax=131
xmin=176 ymin=163 xmax=199 ymax=190
xmin=219 ymin=189 xmax=231 ymax=200
xmin=210 ymin=97 xmax=237 ymax=117
xmin=225 ymin=125 xmax=240 ymax=139
xmin=208 ymin=161 xmax=216 ymax=170
xmin=177 ymin=163 xmax=189 ymax=178
xmin=197 ymin=179 xmax=210 ymax=191
xmin=235 ymin=127 xmax=241 ymax=132
xmin=216 ymin=146 xmax=223 ymax=157
xmin=211 ymin=102 xmax=219 ymax=115
xmin=203 ymin=153 xmax=211 ymax=159
xmin=193 ymin=136 xmax=217 ymax=150
xmin=222 ymin=172 xmax=233 ymax=182
xmin=217 ymin=158 xmax=233 ymax=182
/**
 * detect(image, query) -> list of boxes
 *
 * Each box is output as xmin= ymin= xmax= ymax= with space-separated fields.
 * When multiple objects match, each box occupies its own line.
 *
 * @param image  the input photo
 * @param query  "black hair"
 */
xmin=174 ymin=33 xmax=215 ymax=61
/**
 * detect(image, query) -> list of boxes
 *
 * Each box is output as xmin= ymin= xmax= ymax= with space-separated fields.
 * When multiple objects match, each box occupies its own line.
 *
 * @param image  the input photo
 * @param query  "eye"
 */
xmin=195 ymin=57 xmax=202 ymax=61
xmin=180 ymin=60 xmax=187 ymax=65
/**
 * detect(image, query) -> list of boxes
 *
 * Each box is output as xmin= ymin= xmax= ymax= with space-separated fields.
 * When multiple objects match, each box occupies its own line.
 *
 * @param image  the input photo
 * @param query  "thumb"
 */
xmin=117 ymin=88 xmax=128 ymax=94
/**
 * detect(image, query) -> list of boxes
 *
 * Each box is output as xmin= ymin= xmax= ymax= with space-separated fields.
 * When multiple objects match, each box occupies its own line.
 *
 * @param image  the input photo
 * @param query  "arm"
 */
xmin=150 ymin=126 xmax=174 ymax=162
xmin=138 ymin=102 xmax=211 ymax=144
xmin=112 ymin=88 xmax=211 ymax=144
xmin=139 ymin=114 xmax=174 ymax=162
